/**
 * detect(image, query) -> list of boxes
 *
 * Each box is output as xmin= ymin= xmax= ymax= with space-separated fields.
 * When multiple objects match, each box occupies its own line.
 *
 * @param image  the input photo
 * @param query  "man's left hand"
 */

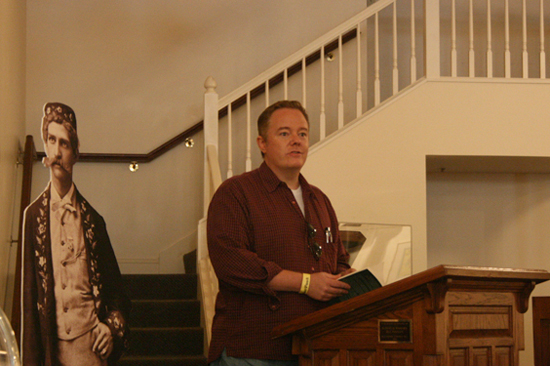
xmin=92 ymin=322 xmax=114 ymax=360
xmin=339 ymin=268 xmax=356 ymax=277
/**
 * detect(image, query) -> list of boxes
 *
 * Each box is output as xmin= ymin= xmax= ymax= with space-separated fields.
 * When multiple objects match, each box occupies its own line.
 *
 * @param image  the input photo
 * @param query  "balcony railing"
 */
xmin=199 ymin=0 xmax=550 ymax=346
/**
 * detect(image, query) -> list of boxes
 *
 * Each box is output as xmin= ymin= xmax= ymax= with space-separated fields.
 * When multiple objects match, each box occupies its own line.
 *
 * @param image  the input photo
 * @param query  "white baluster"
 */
xmin=203 ymin=76 xmax=219 ymax=215
xmin=227 ymin=103 xmax=233 ymax=178
xmin=374 ymin=12 xmax=380 ymax=106
xmin=338 ymin=34 xmax=344 ymax=129
xmin=451 ymin=0 xmax=457 ymax=77
xmin=356 ymin=23 xmax=363 ymax=118
xmin=246 ymin=92 xmax=252 ymax=172
xmin=505 ymin=0 xmax=511 ymax=78
xmin=302 ymin=58 xmax=307 ymax=108
xmin=284 ymin=68 xmax=288 ymax=99
xmin=392 ymin=2 xmax=399 ymax=95
xmin=521 ymin=0 xmax=529 ymax=79
xmin=265 ymin=80 xmax=269 ymax=107
xmin=365 ymin=20 xmax=369 ymax=111
xmin=320 ymin=45 xmax=326 ymax=140
xmin=487 ymin=0 xmax=493 ymax=78
xmin=469 ymin=0 xmax=475 ymax=77
xmin=410 ymin=0 xmax=417 ymax=83
xmin=541 ymin=0 xmax=546 ymax=78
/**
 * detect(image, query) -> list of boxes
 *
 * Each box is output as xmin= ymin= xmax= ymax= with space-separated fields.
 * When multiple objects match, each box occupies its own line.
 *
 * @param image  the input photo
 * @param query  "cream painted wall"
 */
xmin=0 ymin=0 xmax=26 ymax=312
xmin=25 ymin=0 xmax=367 ymax=153
xmin=305 ymin=78 xmax=550 ymax=271
xmin=302 ymin=78 xmax=550 ymax=364
xmin=23 ymin=0 xmax=367 ymax=273
xmin=427 ymin=172 xmax=550 ymax=364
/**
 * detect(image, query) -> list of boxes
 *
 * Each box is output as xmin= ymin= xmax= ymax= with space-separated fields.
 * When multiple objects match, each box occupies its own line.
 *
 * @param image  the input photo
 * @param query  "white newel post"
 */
xmin=424 ymin=0 xmax=440 ymax=79
xmin=204 ymin=76 xmax=219 ymax=215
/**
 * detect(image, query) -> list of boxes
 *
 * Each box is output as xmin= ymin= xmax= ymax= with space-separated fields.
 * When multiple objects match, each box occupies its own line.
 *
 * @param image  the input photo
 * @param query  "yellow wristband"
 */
xmin=299 ymin=273 xmax=311 ymax=294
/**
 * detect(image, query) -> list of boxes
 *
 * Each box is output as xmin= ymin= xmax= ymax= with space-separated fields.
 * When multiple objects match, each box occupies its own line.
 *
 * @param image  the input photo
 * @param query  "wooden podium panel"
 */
xmin=272 ymin=265 xmax=550 ymax=366
xmin=533 ymin=297 xmax=550 ymax=366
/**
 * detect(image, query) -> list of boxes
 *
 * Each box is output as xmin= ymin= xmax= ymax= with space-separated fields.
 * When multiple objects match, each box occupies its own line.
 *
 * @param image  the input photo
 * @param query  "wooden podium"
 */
xmin=272 ymin=265 xmax=550 ymax=366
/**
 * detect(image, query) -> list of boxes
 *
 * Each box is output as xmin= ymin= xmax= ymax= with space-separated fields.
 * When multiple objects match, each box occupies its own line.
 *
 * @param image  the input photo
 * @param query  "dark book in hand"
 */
xmin=329 ymin=268 xmax=382 ymax=305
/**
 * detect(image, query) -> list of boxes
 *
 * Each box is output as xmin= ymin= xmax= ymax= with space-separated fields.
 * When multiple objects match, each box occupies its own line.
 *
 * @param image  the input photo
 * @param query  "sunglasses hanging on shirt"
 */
xmin=306 ymin=222 xmax=323 ymax=261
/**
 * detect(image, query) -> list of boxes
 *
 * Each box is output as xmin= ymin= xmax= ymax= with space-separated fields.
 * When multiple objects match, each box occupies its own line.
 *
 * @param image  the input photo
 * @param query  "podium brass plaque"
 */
xmin=378 ymin=319 xmax=412 ymax=343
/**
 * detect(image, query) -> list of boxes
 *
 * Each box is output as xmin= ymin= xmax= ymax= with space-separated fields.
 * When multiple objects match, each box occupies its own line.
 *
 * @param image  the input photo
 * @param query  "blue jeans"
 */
xmin=210 ymin=349 xmax=299 ymax=366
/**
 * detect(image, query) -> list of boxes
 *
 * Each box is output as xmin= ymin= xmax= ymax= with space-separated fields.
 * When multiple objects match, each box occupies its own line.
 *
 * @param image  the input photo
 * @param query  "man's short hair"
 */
xmin=257 ymin=100 xmax=309 ymax=140
xmin=41 ymin=102 xmax=80 ymax=158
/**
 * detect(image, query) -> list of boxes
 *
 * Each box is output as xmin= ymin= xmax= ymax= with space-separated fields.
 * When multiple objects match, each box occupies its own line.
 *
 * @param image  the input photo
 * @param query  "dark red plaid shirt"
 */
xmin=207 ymin=162 xmax=350 ymax=362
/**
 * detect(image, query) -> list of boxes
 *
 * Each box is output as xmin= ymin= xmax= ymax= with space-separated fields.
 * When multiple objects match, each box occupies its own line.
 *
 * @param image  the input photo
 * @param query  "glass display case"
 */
xmin=339 ymin=222 xmax=412 ymax=286
xmin=0 ymin=307 xmax=20 ymax=366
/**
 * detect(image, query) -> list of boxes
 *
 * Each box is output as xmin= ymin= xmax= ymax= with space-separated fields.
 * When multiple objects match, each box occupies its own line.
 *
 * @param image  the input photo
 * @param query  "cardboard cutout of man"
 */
xmin=22 ymin=103 xmax=130 ymax=366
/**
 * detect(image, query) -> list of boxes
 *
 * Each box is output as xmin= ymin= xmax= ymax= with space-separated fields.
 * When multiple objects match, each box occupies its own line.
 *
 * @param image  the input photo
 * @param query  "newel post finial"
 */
xmin=204 ymin=76 xmax=217 ymax=93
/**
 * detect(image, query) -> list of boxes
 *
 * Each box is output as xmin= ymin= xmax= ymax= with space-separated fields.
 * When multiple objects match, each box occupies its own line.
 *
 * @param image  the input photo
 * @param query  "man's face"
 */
xmin=257 ymin=108 xmax=309 ymax=175
xmin=44 ymin=122 xmax=77 ymax=182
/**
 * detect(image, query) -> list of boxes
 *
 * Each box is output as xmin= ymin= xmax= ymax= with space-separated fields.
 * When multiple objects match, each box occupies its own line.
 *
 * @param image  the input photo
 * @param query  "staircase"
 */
xmin=119 ymin=274 xmax=207 ymax=366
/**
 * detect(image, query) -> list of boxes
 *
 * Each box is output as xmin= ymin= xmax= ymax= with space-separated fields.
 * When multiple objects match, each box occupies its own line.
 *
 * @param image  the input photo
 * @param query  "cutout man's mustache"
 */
xmin=42 ymin=156 xmax=72 ymax=172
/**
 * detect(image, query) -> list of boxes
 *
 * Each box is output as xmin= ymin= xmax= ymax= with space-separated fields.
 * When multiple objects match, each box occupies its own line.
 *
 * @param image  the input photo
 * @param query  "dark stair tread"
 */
xmin=130 ymin=299 xmax=200 ymax=328
xmin=133 ymin=299 xmax=198 ymax=303
xmin=119 ymin=354 xmax=207 ymax=366
xmin=123 ymin=274 xmax=197 ymax=300
xmin=131 ymin=326 xmax=203 ymax=331
xmin=122 ymin=273 xmax=204 ymax=358
xmin=121 ymin=355 xmax=206 ymax=361
xmin=128 ymin=327 xmax=203 ymax=356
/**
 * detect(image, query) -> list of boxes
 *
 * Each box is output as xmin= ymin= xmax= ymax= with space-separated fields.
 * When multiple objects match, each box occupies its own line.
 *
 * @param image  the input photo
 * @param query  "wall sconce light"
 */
xmin=129 ymin=161 xmax=139 ymax=172
xmin=185 ymin=138 xmax=194 ymax=148
xmin=326 ymin=52 xmax=335 ymax=62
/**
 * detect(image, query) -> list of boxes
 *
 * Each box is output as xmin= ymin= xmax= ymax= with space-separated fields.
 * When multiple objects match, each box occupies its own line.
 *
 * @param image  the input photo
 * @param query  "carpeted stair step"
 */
xmin=127 ymin=327 xmax=204 ymax=356
xmin=119 ymin=273 xmax=206 ymax=366
xmin=118 ymin=354 xmax=207 ymax=366
xmin=123 ymin=274 xmax=197 ymax=300
xmin=130 ymin=299 xmax=200 ymax=328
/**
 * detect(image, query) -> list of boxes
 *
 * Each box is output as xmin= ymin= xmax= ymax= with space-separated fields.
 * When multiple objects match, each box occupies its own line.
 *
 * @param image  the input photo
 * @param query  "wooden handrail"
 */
xmin=33 ymin=28 xmax=357 ymax=164
xmin=35 ymin=121 xmax=204 ymax=163
xmin=11 ymin=135 xmax=37 ymax=344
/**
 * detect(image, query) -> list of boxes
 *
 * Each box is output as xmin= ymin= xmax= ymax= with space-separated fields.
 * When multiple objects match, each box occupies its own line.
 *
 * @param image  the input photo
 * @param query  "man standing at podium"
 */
xmin=207 ymin=100 xmax=354 ymax=366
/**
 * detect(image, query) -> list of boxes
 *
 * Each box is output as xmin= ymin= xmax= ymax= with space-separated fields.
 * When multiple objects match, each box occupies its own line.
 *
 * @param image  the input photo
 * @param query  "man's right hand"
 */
xmin=307 ymin=272 xmax=350 ymax=301
xmin=92 ymin=322 xmax=114 ymax=360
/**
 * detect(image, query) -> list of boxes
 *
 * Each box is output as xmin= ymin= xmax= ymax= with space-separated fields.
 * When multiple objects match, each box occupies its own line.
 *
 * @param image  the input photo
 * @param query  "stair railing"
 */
xmin=198 ymin=0 xmax=419 ymax=347
xmin=9 ymin=136 xmax=37 ymax=345
xmin=204 ymin=0 xmax=550 ymax=186
xmin=212 ymin=0 xmax=423 ymax=179
xmin=198 ymin=0 xmax=550 ymax=348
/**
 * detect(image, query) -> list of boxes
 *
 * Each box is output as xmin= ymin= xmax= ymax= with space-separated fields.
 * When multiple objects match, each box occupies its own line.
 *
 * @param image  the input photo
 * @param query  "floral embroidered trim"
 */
xmin=106 ymin=311 xmax=128 ymax=347
xmin=81 ymin=199 xmax=103 ymax=311
xmin=34 ymin=192 xmax=50 ymax=316
xmin=32 ymin=188 xmax=128 ymax=350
